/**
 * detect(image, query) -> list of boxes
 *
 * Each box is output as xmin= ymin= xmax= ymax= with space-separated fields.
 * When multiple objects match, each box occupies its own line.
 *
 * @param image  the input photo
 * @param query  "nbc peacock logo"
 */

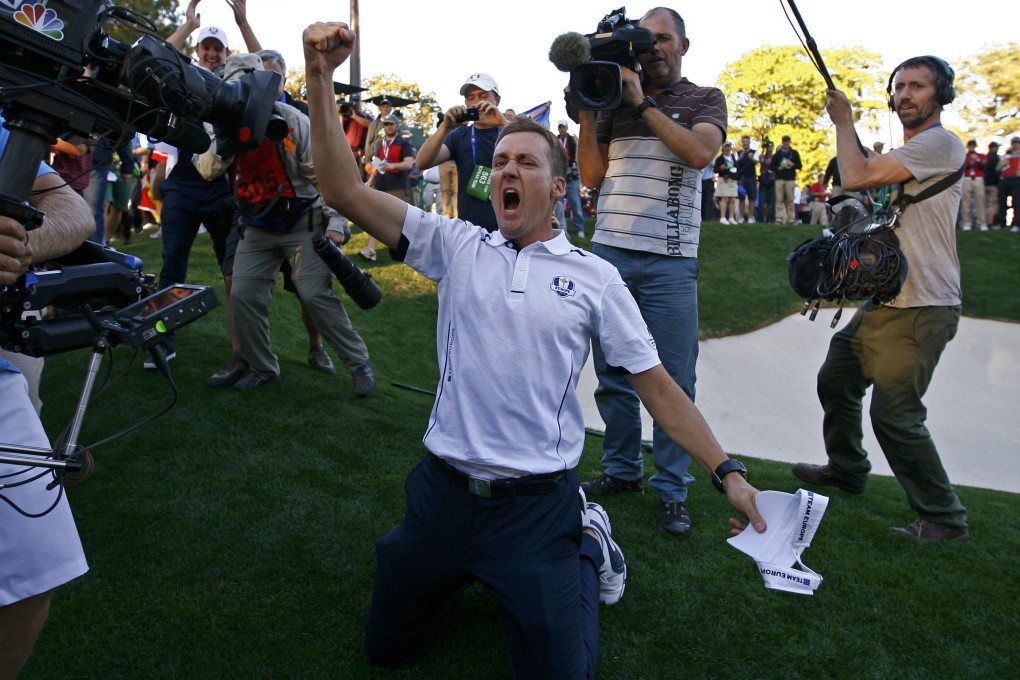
xmin=8 ymin=0 xmax=65 ymax=41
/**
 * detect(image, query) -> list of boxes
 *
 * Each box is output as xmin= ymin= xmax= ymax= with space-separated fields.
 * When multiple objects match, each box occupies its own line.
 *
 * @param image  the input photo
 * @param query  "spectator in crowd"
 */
xmin=257 ymin=49 xmax=308 ymax=114
xmin=360 ymin=113 xmax=416 ymax=261
xmin=796 ymin=182 xmax=812 ymax=224
xmin=735 ymin=135 xmax=758 ymax=223
xmin=714 ymin=141 xmax=739 ymax=223
xmin=872 ymin=141 xmax=885 ymax=155
xmin=771 ymin=134 xmax=802 ymax=223
xmin=365 ymin=97 xmax=393 ymax=160
xmin=302 ymin=23 xmax=765 ymax=677
xmin=339 ymin=96 xmax=371 ymax=160
xmin=999 ymin=136 xmax=1020 ymax=232
xmin=438 ymin=160 xmax=458 ymax=219
xmin=757 ymin=140 xmax=776 ymax=222
xmin=103 ymin=154 xmax=139 ymax=245
xmin=824 ymin=155 xmax=843 ymax=198
xmin=961 ymin=139 xmax=987 ymax=230
xmin=701 ymin=163 xmax=715 ymax=222
xmin=793 ymin=56 xmax=970 ymax=541
xmin=49 ymin=137 xmax=92 ymax=198
xmin=0 ymin=109 xmax=94 ymax=679
xmin=419 ymin=164 xmax=442 ymax=213
xmin=577 ymin=7 xmax=726 ymax=536
xmin=809 ymin=172 xmax=829 ymax=224
xmin=417 ymin=73 xmax=507 ymax=231
xmin=554 ymin=119 xmax=587 ymax=240
xmin=984 ymin=141 xmax=1001 ymax=227
xmin=82 ymin=137 xmax=134 ymax=244
xmin=155 ymin=10 xmax=236 ymax=368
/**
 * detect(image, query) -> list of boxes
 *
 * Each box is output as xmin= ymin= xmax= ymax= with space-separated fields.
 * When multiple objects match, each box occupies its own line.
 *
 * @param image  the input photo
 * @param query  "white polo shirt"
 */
xmin=400 ymin=206 xmax=661 ymax=478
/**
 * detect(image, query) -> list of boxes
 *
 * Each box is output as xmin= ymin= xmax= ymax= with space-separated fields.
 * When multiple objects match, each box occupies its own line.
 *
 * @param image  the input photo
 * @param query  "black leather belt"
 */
xmin=430 ymin=454 xmax=568 ymax=498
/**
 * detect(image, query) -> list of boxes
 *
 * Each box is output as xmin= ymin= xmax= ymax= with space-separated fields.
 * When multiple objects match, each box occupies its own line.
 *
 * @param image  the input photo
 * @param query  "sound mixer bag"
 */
xmin=787 ymin=164 xmax=964 ymax=325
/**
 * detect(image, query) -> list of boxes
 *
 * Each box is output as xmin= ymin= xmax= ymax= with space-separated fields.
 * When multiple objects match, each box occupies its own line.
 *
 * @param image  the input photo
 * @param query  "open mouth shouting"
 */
xmin=502 ymin=188 xmax=521 ymax=214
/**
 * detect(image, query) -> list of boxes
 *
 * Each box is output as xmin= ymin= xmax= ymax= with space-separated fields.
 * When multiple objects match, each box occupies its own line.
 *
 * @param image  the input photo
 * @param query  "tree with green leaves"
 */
xmin=359 ymin=73 xmax=440 ymax=142
xmin=100 ymin=0 xmax=182 ymax=45
xmin=955 ymin=43 xmax=1020 ymax=140
xmin=717 ymin=45 xmax=885 ymax=182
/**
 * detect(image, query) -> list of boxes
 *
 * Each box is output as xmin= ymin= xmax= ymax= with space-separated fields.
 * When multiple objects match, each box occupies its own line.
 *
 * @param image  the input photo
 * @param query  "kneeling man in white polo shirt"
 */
xmin=303 ymin=21 xmax=767 ymax=678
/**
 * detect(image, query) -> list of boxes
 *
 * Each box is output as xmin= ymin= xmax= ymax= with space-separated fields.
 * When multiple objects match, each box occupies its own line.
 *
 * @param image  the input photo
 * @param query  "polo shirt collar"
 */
xmin=483 ymin=228 xmax=575 ymax=255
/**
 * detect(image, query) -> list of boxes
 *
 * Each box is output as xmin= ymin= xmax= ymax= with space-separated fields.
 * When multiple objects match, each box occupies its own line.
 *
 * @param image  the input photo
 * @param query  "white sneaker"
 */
xmin=583 ymin=500 xmax=627 ymax=605
xmin=149 ymin=228 xmax=162 ymax=239
xmin=719 ymin=217 xmax=730 ymax=224
xmin=979 ymin=225 xmax=989 ymax=231
xmin=747 ymin=217 xmax=756 ymax=224
xmin=1011 ymin=226 xmax=1019 ymax=233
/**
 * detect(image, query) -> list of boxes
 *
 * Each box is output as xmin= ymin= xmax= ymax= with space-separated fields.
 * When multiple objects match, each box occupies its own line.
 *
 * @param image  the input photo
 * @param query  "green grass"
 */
xmin=21 ymin=223 xmax=1020 ymax=679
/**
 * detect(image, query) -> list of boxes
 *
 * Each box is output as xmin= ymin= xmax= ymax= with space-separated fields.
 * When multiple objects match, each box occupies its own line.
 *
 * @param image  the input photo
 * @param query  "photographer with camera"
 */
xmin=200 ymin=53 xmax=375 ymax=395
xmin=791 ymin=56 xmax=970 ymax=542
xmin=415 ymin=73 xmax=508 ymax=231
xmin=576 ymin=7 xmax=726 ymax=537
xmin=0 ymin=111 xmax=94 ymax=677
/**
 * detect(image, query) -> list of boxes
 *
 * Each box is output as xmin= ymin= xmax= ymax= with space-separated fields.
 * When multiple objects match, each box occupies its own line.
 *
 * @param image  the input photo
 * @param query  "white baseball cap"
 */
xmin=197 ymin=25 xmax=229 ymax=49
xmin=558 ymin=119 xmax=570 ymax=127
xmin=727 ymin=489 xmax=829 ymax=595
xmin=460 ymin=73 xmax=499 ymax=96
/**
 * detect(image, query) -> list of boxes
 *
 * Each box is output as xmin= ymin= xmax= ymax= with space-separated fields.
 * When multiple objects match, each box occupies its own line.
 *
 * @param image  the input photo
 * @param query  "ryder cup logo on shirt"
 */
xmin=549 ymin=276 xmax=576 ymax=298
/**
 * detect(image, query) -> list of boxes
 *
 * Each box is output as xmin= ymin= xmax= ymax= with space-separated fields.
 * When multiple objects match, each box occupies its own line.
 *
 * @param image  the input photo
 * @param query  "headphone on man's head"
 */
xmin=886 ymin=55 xmax=956 ymax=111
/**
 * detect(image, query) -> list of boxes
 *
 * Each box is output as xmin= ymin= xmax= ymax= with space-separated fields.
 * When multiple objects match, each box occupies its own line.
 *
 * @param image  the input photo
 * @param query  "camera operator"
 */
xmin=416 ymin=73 xmax=509 ymax=231
xmin=792 ymin=56 xmax=970 ymax=542
xmin=576 ymin=7 xmax=726 ymax=537
xmin=0 ymin=111 xmax=94 ymax=678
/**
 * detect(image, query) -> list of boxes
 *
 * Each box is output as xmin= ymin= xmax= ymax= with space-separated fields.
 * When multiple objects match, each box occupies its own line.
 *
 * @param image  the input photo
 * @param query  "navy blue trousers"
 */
xmin=365 ymin=455 xmax=602 ymax=679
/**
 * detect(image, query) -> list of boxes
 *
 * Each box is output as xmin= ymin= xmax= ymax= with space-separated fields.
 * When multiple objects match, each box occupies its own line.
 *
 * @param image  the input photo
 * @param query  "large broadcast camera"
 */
xmin=0 ymin=0 xmax=281 ymax=477
xmin=0 ymin=0 xmax=283 ymax=158
xmin=549 ymin=6 xmax=655 ymax=111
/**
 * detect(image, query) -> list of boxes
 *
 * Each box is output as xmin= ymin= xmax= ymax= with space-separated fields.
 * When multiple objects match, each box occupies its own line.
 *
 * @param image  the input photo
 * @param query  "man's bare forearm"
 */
xmin=28 ymin=180 xmax=93 ymax=262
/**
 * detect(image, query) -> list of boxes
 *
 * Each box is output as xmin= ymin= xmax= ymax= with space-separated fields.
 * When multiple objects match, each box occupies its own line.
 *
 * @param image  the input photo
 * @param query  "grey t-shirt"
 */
xmin=888 ymin=127 xmax=965 ymax=308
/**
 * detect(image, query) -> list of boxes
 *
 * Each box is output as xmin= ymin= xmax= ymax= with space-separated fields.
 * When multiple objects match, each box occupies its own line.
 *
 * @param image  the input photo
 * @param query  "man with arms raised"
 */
xmin=302 ymin=20 xmax=765 ymax=677
xmin=793 ymin=56 xmax=969 ymax=541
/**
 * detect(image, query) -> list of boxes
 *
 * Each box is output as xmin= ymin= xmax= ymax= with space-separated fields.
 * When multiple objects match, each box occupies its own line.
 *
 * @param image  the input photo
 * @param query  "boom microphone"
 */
xmin=549 ymin=32 xmax=592 ymax=72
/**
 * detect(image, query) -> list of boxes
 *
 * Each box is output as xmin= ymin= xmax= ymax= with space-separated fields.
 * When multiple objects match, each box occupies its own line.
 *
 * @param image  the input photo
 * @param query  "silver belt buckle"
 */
xmin=468 ymin=476 xmax=492 ymax=498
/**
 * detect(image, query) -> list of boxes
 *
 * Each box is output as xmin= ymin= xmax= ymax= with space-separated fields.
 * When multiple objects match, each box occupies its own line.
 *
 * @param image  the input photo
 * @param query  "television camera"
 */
xmin=0 ymin=0 xmax=279 ymax=478
xmin=549 ymin=6 xmax=655 ymax=111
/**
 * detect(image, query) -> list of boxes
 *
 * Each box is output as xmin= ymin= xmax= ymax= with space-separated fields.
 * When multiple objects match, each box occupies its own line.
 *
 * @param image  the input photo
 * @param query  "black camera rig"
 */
xmin=568 ymin=7 xmax=655 ymax=111
xmin=0 ymin=0 xmax=276 ymax=481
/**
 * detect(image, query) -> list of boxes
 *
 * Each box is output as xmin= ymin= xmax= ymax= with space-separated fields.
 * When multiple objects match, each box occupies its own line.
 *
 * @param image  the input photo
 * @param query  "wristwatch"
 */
xmin=712 ymin=459 xmax=748 ymax=493
xmin=634 ymin=96 xmax=657 ymax=115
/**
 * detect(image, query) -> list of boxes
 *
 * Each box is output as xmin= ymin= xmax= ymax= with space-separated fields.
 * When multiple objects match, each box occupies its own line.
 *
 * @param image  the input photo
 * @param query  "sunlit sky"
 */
xmin=180 ymin=0 xmax=1014 ymax=143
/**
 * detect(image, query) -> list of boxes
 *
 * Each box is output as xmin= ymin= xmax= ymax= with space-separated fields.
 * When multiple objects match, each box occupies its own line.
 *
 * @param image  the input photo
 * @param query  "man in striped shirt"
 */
xmin=577 ymin=6 xmax=726 ymax=537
